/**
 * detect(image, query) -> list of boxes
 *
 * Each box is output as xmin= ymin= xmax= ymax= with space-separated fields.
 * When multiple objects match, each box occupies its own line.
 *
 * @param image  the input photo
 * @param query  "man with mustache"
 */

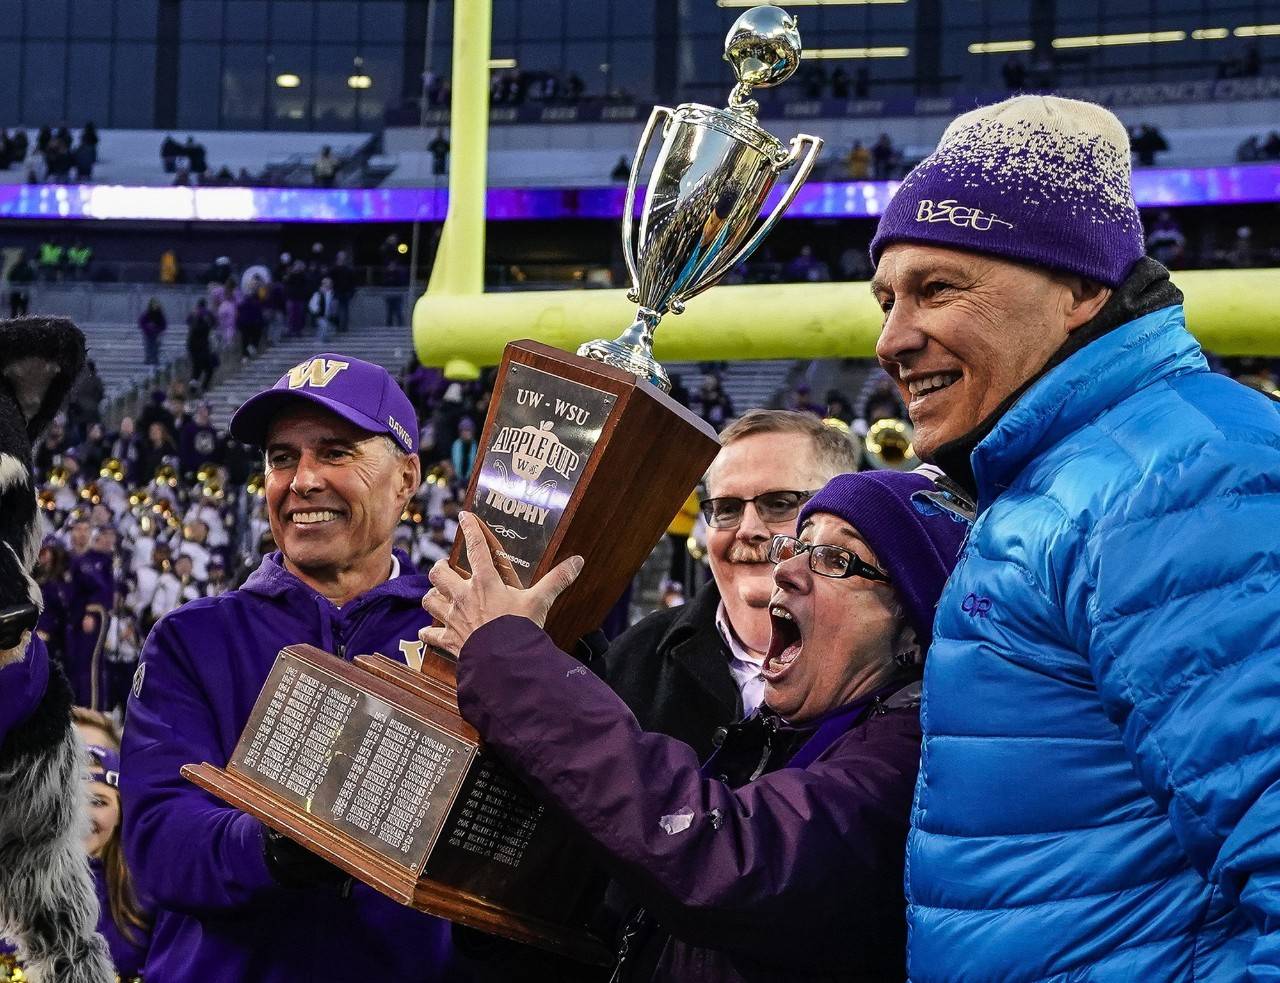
xmin=120 ymin=354 xmax=459 ymax=982
xmin=870 ymin=94 xmax=1280 ymax=980
xmin=601 ymin=409 xmax=858 ymax=760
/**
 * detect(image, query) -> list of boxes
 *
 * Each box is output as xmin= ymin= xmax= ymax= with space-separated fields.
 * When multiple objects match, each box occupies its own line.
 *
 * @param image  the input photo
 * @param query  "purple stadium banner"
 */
xmin=0 ymin=165 xmax=1277 ymax=223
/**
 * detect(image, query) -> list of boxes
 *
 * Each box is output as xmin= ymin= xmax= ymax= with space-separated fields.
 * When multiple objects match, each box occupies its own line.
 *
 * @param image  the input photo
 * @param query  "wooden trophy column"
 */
xmin=185 ymin=340 xmax=720 ymax=963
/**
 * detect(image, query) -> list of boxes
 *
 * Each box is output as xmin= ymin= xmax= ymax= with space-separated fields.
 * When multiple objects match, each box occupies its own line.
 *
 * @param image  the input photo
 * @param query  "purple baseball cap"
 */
xmin=86 ymin=744 xmax=121 ymax=787
xmin=229 ymin=353 xmax=418 ymax=454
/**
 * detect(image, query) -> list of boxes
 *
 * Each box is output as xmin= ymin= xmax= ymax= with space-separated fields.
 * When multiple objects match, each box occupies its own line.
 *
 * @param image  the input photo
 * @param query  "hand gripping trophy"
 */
xmin=579 ymin=4 xmax=823 ymax=391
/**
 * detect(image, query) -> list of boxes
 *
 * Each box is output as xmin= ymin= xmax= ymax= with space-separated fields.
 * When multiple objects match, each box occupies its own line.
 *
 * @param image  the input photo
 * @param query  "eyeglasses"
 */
xmin=767 ymin=535 xmax=891 ymax=584
xmin=698 ymin=489 xmax=816 ymax=529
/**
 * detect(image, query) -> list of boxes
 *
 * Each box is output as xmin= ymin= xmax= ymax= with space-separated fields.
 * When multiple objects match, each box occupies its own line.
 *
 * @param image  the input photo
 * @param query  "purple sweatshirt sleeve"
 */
xmin=456 ymin=615 xmax=918 ymax=963
xmin=120 ymin=616 xmax=277 ymax=914
xmin=0 ymin=636 xmax=49 ymax=748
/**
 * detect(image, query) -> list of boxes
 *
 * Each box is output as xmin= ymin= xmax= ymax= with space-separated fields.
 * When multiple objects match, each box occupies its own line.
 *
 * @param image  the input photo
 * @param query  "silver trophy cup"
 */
xmin=578 ymin=5 xmax=823 ymax=391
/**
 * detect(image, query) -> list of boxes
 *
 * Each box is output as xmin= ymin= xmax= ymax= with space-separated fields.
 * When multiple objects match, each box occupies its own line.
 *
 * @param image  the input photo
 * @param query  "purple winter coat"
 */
xmin=458 ymin=615 xmax=921 ymax=982
xmin=121 ymin=551 xmax=459 ymax=982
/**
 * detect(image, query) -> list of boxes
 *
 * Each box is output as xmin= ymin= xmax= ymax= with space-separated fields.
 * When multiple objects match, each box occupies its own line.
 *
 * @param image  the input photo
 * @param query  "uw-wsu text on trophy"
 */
xmin=184 ymin=5 xmax=822 ymax=963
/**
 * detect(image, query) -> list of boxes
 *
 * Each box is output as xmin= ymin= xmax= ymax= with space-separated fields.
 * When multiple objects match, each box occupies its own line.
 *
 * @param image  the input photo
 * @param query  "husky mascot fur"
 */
xmin=0 ymin=316 xmax=113 ymax=982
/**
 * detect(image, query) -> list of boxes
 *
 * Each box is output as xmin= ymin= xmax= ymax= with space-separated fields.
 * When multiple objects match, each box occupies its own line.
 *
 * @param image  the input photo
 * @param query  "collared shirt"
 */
xmin=715 ymin=600 xmax=767 ymax=717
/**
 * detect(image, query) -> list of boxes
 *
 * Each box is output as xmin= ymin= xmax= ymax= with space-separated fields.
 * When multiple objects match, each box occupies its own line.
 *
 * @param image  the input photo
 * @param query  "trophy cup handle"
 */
xmin=622 ymin=106 xmax=674 ymax=303
xmin=713 ymin=132 xmax=824 ymax=280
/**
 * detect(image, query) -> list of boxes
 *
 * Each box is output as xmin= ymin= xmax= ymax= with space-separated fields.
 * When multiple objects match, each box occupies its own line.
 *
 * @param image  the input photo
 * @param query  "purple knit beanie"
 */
xmin=870 ymin=95 xmax=1144 ymax=287
xmin=798 ymin=470 xmax=967 ymax=650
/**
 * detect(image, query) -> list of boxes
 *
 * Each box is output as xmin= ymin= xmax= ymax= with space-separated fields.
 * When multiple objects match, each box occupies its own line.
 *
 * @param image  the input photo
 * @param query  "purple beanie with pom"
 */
xmin=870 ymin=95 xmax=1144 ymax=287
xmin=799 ymin=470 xmax=967 ymax=650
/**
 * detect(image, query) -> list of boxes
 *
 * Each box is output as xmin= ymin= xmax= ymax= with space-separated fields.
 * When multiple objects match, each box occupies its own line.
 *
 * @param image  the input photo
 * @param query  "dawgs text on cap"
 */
xmin=229 ymin=353 xmax=419 ymax=454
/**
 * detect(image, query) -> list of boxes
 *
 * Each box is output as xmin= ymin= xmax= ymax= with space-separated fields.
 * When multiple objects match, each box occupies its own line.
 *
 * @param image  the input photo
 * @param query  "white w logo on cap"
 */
xmin=287 ymin=357 xmax=350 ymax=389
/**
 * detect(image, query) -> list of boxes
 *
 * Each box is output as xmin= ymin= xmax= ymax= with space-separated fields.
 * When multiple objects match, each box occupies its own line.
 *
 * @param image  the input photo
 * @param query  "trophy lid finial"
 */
xmin=724 ymin=5 xmax=802 ymax=103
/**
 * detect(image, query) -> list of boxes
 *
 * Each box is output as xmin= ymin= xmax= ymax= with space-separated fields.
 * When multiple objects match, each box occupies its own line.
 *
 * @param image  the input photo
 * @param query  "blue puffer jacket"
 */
xmin=908 ymin=302 xmax=1280 ymax=982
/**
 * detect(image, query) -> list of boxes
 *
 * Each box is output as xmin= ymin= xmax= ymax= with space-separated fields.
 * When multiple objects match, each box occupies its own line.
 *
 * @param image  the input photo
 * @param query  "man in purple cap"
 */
xmin=121 ymin=354 xmax=459 ymax=981
xmin=870 ymin=95 xmax=1280 ymax=980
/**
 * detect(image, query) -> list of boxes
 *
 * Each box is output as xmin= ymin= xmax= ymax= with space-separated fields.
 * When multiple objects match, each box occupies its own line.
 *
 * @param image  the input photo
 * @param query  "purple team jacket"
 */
xmin=121 ymin=551 xmax=458 ymax=982
xmin=458 ymin=616 xmax=921 ymax=982
xmin=0 ymin=637 xmax=49 ymax=748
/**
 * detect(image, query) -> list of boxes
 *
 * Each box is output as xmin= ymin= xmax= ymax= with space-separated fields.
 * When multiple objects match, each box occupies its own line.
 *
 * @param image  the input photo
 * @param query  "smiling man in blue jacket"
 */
xmin=121 ymin=354 xmax=458 ymax=981
xmin=870 ymin=96 xmax=1280 ymax=981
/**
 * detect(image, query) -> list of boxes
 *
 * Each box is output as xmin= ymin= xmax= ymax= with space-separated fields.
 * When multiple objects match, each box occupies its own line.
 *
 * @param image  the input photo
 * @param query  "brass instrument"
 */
xmin=864 ymin=418 xmax=919 ymax=472
xmin=100 ymin=457 xmax=125 ymax=482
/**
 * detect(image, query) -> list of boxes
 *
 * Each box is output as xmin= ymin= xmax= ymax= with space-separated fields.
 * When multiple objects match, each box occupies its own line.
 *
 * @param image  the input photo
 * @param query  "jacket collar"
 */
xmin=242 ymin=548 xmax=427 ymax=610
xmin=930 ymin=259 xmax=1203 ymax=512
xmin=659 ymin=580 xmax=742 ymax=716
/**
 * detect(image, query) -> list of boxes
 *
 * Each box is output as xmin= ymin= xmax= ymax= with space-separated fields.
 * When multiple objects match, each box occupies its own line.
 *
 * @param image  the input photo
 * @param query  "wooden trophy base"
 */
xmin=184 ymin=645 xmax=611 ymax=965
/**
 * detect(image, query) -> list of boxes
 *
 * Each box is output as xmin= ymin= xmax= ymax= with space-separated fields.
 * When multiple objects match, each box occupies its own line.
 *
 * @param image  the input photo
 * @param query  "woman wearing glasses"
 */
xmin=424 ymin=470 xmax=966 ymax=982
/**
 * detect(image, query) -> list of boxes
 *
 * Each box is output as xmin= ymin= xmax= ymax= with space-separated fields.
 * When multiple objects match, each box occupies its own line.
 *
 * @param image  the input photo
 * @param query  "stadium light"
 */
xmin=275 ymin=73 xmax=302 ymax=88
xmin=488 ymin=58 xmax=518 ymax=69
xmin=1191 ymin=28 xmax=1229 ymax=40
xmin=803 ymin=46 xmax=910 ymax=59
xmin=1052 ymin=31 xmax=1186 ymax=49
xmin=716 ymin=0 xmax=907 ymax=6
xmin=1235 ymin=24 xmax=1280 ymax=37
xmin=347 ymin=74 xmax=373 ymax=89
xmin=968 ymin=40 xmax=1035 ymax=54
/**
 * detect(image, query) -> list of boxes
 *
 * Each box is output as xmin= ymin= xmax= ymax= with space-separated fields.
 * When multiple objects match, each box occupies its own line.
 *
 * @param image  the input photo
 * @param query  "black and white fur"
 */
xmin=0 ymin=317 xmax=113 ymax=983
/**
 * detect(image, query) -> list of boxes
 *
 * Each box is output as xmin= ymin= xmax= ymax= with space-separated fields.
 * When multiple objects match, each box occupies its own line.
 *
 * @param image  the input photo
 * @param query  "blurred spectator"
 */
xmin=138 ymin=298 xmax=167 ymax=367
xmin=328 ymin=251 xmax=356 ymax=334
xmin=786 ymin=245 xmax=830 ymax=283
xmin=209 ymin=283 xmax=237 ymax=348
xmin=667 ymin=372 xmax=690 ymax=409
xmin=872 ymin=133 xmax=895 ymax=180
xmin=72 ymin=136 xmax=95 ymax=181
xmin=39 ymin=238 xmax=65 ymax=281
xmin=137 ymin=422 xmax=178 ymax=487
xmin=1264 ymin=132 xmax=1280 ymax=161
xmin=313 ymin=145 xmax=338 ymax=188
xmin=854 ymin=67 xmax=870 ymax=99
xmin=182 ymin=136 xmax=207 ymax=175
xmin=308 ymin=275 xmax=338 ymax=341
xmin=66 ymin=240 xmax=92 ymax=280
xmin=699 ymin=374 xmax=735 ymax=430
xmin=186 ymin=297 xmax=217 ymax=392
xmin=1002 ymin=56 xmax=1027 ymax=91
xmin=382 ymin=255 xmax=408 ymax=327
xmin=1131 ymin=124 xmax=1169 ymax=167
xmin=179 ymin=405 xmax=220 ymax=478
xmin=160 ymin=249 xmax=180 ymax=284
xmin=429 ymin=128 xmax=451 ymax=176
xmin=611 ymin=155 xmax=631 ymax=182
xmin=1226 ymin=226 xmax=1256 ymax=268
xmin=1146 ymin=211 xmax=1186 ymax=268
xmin=284 ymin=260 xmax=310 ymax=336
xmin=450 ymin=417 xmax=478 ymax=484
xmin=205 ymin=256 xmax=233 ymax=284
xmin=831 ymin=67 xmax=850 ymax=99
xmin=161 ymin=134 xmax=180 ymax=173
xmin=803 ymin=64 xmax=826 ymax=99
xmin=67 ymin=361 xmax=105 ymax=443
xmin=845 ymin=140 xmax=871 ymax=180
xmin=7 ymin=249 xmax=34 ymax=317
xmin=172 ymin=167 xmax=191 ymax=187
xmin=235 ymin=282 xmax=265 ymax=358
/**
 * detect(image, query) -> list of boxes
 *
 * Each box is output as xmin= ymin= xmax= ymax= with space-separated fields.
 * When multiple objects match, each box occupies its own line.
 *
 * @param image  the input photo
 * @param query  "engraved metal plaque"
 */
xmin=468 ymin=363 xmax=616 ymax=586
xmin=230 ymin=651 xmax=476 ymax=874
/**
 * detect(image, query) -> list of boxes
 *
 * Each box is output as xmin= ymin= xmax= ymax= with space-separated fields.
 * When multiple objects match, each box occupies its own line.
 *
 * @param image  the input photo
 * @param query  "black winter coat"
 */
xmin=599 ymin=580 xmax=742 ymax=761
